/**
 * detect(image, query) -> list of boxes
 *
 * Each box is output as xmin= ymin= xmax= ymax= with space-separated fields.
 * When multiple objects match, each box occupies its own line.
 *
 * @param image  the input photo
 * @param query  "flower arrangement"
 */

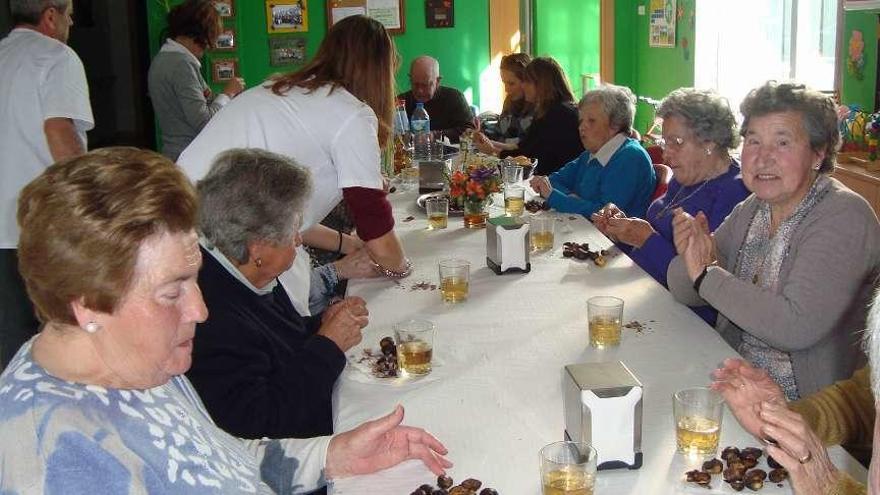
xmin=447 ymin=164 xmax=501 ymax=209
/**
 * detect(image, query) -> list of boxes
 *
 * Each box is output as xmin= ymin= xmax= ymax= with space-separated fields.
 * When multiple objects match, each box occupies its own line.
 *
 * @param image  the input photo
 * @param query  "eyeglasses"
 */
xmin=656 ymin=136 xmax=686 ymax=150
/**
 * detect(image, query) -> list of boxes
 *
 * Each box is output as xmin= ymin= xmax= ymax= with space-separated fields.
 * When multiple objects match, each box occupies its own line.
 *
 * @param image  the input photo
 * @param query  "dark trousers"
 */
xmin=0 ymin=249 xmax=39 ymax=370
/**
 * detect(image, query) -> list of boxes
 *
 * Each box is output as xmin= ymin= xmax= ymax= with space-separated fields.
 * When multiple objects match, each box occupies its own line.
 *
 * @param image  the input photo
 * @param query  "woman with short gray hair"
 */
xmin=529 ymin=83 xmax=656 ymax=218
xmin=187 ymin=148 xmax=373 ymax=440
xmin=592 ymin=88 xmax=749 ymax=325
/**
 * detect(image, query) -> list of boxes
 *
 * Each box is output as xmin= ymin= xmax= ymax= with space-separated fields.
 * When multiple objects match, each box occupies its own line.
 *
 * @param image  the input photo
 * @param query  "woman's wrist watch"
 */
xmin=693 ymin=260 xmax=719 ymax=293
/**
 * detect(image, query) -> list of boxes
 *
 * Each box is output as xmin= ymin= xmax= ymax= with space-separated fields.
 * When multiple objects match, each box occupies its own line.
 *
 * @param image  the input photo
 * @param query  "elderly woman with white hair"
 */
xmin=0 ymin=147 xmax=450 ymax=493
xmin=529 ymin=83 xmax=656 ymax=218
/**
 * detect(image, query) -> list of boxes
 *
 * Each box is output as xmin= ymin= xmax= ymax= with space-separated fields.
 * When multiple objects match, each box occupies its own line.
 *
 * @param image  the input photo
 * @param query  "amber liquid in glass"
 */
xmin=428 ymin=213 xmax=448 ymax=229
xmin=463 ymin=211 xmax=488 ymax=228
xmin=440 ymin=276 xmax=468 ymax=303
xmin=397 ymin=341 xmax=433 ymax=375
xmin=676 ymin=416 xmax=720 ymax=456
xmin=589 ymin=317 xmax=621 ymax=348
xmin=542 ymin=469 xmax=594 ymax=495
xmin=531 ymin=231 xmax=554 ymax=251
xmin=505 ymin=197 xmax=525 ymax=216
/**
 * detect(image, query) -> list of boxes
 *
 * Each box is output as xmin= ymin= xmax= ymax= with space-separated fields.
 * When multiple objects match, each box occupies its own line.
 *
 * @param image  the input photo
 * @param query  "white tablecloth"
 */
xmin=330 ymin=190 xmax=868 ymax=494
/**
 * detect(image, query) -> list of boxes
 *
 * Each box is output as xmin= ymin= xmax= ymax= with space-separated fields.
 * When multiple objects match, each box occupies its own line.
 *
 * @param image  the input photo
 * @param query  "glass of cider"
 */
xmin=393 ymin=319 xmax=435 ymax=376
xmin=587 ymin=296 xmax=623 ymax=348
xmin=438 ymin=258 xmax=469 ymax=303
xmin=530 ymin=214 xmax=556 ymax=252
xmin=673 ymin=387 xmax=724 ymax=457
xmin=539 ymin=441 xmax=597 ymax=495
xmin=426 ymin=196 xmax=449 ymax=230
xmin=504 ymin=184 xmax=526 ymax=216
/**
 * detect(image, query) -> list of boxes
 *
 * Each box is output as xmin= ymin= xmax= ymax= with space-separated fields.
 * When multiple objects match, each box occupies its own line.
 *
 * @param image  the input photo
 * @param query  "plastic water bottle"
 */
xmin=411 ymin=102 xmax=431 ymax=160
xmin=393 ymin=99 xmax=409 ymax=135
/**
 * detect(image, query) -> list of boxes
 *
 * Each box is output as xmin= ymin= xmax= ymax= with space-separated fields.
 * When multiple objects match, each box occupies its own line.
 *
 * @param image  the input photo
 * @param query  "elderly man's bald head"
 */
xmin=409 ymin=55 xmax=441 ymax=102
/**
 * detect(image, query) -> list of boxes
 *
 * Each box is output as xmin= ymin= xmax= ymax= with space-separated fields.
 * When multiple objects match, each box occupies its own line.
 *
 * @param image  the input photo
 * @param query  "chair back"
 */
xmin=652 ymin=163 xmax=672 ymax=201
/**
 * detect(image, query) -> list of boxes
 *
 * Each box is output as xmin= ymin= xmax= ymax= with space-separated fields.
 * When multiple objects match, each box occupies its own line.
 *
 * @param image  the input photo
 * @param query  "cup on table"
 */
xmin=673 ymin=387 xmax=724 ymax=457
xmin=504 ymin=185 xmax=526 ymax=217
xmin=431 ymin=130 xmax=446 ymax=159
xmin=438 ymin=258 xmax=470 ymax=303
xmin=587 ymin=295 xmax=623 ymax=348
xmin=530 ymin=214 xmax=556 ymax=252
xmin=502 ymin=162 xmax=524 ymax=185
xmin=539 ymin=441 xmax=597 ymax=495
xmin=426 ymin=196 xmax=449 ymax=230
xmin=399 ymin=165 xmax=419 ymax=191
xmin=393 ymin=319 xmax=435 ymax=376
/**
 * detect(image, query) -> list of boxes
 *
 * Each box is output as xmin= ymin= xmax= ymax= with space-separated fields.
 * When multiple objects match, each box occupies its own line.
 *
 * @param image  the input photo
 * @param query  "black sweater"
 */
xmin=399 ymin=86 xmax=475 ymax=143
xmin=501 ymin=100 xmax=584 ymax=175
xmin=186 ymin=248 xmax=346 ymax=439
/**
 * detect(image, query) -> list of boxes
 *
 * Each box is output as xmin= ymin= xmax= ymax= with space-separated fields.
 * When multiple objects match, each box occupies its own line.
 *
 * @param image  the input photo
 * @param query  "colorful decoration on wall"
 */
xmin=266 ymin=1 xmax=309 ymax=33
xmin=847 ymin=30 xmax=865 ymax=81
xmin=425 ymin=0 xmax=454 ymax=28
xmin=681 ymin=37 xmax=689 ymax=61
xmin=649 ymin=0 xmax=676 ymax=48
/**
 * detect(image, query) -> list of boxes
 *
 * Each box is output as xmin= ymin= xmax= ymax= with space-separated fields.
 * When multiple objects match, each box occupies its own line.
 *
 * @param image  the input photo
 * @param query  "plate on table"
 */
xmin=416 ymin=192 xmax=464 ymax=216
xmin=345 ymin=337 xmax=443 ymax=386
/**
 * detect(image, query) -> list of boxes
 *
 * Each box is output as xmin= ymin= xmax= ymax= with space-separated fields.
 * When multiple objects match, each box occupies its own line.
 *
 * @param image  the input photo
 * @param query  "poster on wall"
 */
xmin=269 ymin=36 xmax=307 ymax=67
xmin=648 ymin=0 xmax=676 ymax=48
xmin=266 ymin=1 xmax=309 ymax=33
xmin=425 ymin=0 xmax=453 ymax=28
xmin=327 ymin=0 xmax=405 ymax=35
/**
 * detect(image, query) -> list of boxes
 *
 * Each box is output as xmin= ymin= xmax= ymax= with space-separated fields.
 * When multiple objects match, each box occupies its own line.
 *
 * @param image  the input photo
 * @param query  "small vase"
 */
xmin=463 ymin=198 xmax=488 ymax=229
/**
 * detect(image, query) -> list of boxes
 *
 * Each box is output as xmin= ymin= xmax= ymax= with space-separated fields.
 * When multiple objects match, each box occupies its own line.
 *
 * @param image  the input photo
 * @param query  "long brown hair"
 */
xmin=500 ymin=53 xmax=532 ymax=115
xmin=524 ymin=57 xmax=575 ymax=119
xmin=166 ymin=0 xmax=221 ymax=50
xmin=270 ymin=15 xmax=399 ymax=147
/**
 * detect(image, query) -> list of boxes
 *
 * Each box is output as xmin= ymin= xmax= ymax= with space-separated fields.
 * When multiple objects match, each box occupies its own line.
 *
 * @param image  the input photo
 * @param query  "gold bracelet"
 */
xmin=370 ymin=258 xmax=413 ymax=278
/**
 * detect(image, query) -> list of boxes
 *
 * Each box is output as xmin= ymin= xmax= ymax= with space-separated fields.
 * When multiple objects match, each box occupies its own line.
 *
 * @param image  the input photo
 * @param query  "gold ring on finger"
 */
xmin=798 ymin=451 xmax=812 ymax=464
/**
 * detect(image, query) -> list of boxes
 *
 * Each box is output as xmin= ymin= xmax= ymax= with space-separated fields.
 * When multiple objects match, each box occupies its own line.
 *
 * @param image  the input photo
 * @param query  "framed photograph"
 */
xmin=211 ymin=58 xmax=239 ymax=83
xmin=268 ymin=36 xmax=307 ymax=67
xmin=266 ymin=1 xmax=309 ymax=33
xmin=214 ymin=27 xmax=236 ymax=51
xmin=213 ymin=0 xmax=235 ymax=18
xmin=425 ymin=0 xmax=453 ymax=28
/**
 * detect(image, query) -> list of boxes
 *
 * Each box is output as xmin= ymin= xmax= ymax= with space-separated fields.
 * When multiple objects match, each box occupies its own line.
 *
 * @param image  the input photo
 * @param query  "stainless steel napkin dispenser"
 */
xmin=418 ymin=158 xmax=452 ymax=194
xmin=563 ymin=361 xmax=643 ymax=470
xmin=486 ymin=216 xmax=530 ymax=274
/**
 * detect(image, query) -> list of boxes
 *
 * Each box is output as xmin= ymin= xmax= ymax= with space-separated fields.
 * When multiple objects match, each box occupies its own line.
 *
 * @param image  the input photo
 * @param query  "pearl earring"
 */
xmin=84 ymin=321 xmax=100 ymax=333
xmin=705 ymin=148 xmax=713 ymax=156
xmin=255 ymin=258 xmax=263 ymax=268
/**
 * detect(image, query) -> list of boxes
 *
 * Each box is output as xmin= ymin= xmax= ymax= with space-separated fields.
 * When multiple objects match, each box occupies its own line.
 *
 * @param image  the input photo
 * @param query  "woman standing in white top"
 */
xmin=148 ymin=0 xmax=244 ymax=160
xmin=178 ymin=15 xmax=409 ymax=314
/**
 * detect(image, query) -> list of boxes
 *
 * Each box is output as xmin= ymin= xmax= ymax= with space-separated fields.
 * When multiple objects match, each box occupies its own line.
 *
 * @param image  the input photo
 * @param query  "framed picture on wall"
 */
xmin=326 ymin=0 xmax=405 ymax=35
xmin=266 ymin=1 xmax=309 ymax=33
xmin=648 ymin=0 xmax=676 ymax=48
xmin=214 ymin=27 xmax=236 ymax=51
xmin=425 ymin=0 xmax=453 ymax=28
xmin=213 ymin=0 xmax=235 ymax=18
xmin=269 ymin=36 xmax=307 ymax=67
xmin=211 ymin=58 xmax=239 ymax=83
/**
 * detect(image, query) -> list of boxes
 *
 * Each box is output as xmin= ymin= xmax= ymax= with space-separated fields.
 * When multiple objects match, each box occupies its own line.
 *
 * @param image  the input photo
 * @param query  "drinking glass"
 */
xmin=502 ymin=162 xmax=524 ymax=185
xmin=539 ymin=441 xmax=597 ymax=495
xmin=673 ymin=387 xmax=724 ymax=457
xmin=438 ymin=258 xmax=470 ymax=303
xmin=587 ymin=296 xmax=623 ymax=348
xmin=430 ymin=130 xmax=446 ymax=159
xmin=393 ymin=319 xmax=435 ymax=376
xmin=399 ymin=164 xmax=419 ymax=191
xmin=530 ymin=214 xmax=556 ymax=252
xmin=426 ymin=196 xmax=449 ymax=230
xmin=504 ymin=185 xmax=526 ymax=216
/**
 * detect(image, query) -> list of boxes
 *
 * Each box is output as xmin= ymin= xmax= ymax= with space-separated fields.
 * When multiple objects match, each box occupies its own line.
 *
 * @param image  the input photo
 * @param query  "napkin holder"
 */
xmin=486 ymin=216 xmax=530 ymax=274
xmin=563 ymin=361 xmax=643 ymax=470
xmin=418 ymin=158 xmax=452 ymax=194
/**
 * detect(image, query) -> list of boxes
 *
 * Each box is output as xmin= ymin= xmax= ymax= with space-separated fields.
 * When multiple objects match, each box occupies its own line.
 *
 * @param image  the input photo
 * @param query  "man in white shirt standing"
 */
xmin=0 ymin=0 xmax=94 ymax=369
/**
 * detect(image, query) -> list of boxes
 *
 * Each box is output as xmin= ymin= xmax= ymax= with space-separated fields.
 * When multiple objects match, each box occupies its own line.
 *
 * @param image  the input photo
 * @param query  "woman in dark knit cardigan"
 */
xmin=187 ymin=148 xmax=370 ymax=439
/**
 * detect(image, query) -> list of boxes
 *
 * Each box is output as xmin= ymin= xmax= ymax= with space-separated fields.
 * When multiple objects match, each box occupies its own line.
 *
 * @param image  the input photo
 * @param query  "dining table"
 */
xmin=329 ymin=185 xmax=868 ymax=494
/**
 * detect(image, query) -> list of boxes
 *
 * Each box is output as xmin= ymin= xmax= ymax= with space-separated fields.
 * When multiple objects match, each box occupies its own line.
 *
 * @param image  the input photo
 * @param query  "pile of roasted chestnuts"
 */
xmin=410 ymin=475 xmax=499 ymax=495
xmin=685 ymin=446 xmax=788 ymax=491
xmin=562 ymin=242 xmax=608 ymax=266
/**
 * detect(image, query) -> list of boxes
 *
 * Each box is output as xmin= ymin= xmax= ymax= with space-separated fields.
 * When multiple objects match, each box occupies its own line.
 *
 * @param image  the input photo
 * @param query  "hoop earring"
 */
xmin=84 ymin=321 xmax=100 ymax=333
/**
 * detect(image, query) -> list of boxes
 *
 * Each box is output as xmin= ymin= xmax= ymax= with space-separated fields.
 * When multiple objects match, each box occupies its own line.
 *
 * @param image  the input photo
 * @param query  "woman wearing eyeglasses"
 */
xmin=592 ymin=88 xmax=749 ymax=324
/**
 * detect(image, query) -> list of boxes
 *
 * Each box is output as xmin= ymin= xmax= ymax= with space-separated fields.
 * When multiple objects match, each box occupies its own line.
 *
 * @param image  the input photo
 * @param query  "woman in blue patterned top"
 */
xmin=0 ymin=147 xmax=450 ymax=494
xmin=592 ymin=88 xmax=750 ymax=324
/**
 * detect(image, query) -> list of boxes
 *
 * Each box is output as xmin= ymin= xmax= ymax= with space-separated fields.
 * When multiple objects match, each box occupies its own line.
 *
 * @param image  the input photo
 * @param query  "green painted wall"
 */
xmin=615 ymin=0 xmax=695 ymax=134
xmin=146 ymin=0 xmax=490 ymax=108
xmin=840 ymin=10 xmax=877 ymax=111
xmin=533 ymin=0 xmax=600 ymax=98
